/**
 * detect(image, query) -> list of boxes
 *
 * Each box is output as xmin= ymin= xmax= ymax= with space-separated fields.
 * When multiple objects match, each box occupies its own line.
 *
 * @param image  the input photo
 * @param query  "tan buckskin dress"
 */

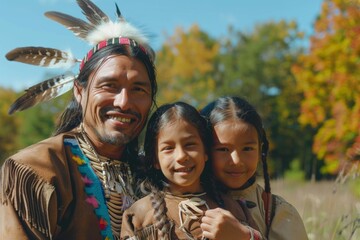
xmin=0 ymin=130 xmax=127 ymax=240
xmin=121 ymin=192 xmax=258 ymax=240
xmin=230 ymin=182 xmax=309 ymax=240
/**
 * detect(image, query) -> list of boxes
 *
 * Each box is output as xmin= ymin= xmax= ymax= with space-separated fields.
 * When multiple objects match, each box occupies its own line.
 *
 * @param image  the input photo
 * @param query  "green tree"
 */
xmin=0 ymin=73 xmax=73 ymax=165
xmin=216 ymin=21 xmax=315 ymax=177
xmin=0 ymin=87 xmax=20 ymax=164
xmin=156 ymin=24 xmax=220 ymax=107
xmin=16 ymin=91 xmax=72 ymax=149
xmin=292 ymin=0 xmax=360 ymax=174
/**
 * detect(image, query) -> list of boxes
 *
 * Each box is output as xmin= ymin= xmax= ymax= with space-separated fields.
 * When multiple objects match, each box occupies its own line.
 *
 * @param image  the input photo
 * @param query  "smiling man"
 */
xmin=0 ymin=1 xmax=157 ymax=240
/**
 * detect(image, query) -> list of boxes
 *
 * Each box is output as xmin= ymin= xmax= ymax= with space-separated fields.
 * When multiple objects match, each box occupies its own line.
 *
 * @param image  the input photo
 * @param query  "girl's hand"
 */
xmin=200 ymin=208 xmax=251 ymax=240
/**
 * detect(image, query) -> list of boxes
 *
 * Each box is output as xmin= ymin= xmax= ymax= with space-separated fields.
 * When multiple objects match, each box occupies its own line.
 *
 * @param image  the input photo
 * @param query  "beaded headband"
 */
xmin=5 ymin=0 xmax=154 ymax=115
xmin=79 ymin=37 xmax=153 ymax=71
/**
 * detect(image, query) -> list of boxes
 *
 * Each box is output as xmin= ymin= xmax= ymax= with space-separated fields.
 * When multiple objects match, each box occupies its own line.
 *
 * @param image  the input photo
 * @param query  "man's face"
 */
xmin=76 ymin=55 xmax=152 ymax=155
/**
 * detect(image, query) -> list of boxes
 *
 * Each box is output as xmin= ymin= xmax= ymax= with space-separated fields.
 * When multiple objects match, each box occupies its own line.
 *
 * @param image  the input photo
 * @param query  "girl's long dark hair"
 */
xmin=201 ymin=96 xmax=271 ymax=194
xmin=140 ymin=102 xmax=224 ymax=238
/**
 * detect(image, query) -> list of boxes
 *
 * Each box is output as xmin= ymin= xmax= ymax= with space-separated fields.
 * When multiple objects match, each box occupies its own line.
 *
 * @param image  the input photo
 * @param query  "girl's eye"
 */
xmin=185 ymin=142 xmax=196 ymax=147
xmin=215 ymin=147 xmax=229 ymax=152
xmin=134 ymin=87 xmax=145 ymax=92
xmin=162 ymin=146 xmax=173 ymax=151
xmin=243 ymin=146 xmax=255 ymax=151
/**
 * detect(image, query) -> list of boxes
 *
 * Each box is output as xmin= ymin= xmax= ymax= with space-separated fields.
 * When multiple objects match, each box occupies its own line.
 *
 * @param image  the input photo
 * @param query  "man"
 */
xmin=0 ymin=1 xmax=157 ymax=239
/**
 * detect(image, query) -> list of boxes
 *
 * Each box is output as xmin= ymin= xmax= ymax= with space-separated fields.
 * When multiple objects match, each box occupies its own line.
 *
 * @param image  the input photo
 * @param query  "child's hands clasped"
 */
xmin=201 ymin=208 xmax=251 ymax=240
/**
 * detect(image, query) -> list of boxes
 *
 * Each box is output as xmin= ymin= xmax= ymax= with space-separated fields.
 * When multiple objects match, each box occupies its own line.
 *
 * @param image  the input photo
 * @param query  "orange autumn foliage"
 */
xmin=292 ymin=0 xmax=360 ymax=174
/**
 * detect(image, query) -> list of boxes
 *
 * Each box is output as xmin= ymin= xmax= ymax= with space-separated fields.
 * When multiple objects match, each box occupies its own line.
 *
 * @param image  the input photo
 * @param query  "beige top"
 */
xmin=121 ymin=192 xmax=252 ymax=240
xmin=230 ymin=183 xmax=308 ymax=240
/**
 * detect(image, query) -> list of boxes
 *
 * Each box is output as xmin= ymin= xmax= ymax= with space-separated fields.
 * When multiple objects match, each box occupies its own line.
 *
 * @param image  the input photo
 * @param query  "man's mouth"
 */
xmin=102 ymin=107 xmax=140 ymax=124
xmin=108 ymin=115 xmax=132 ymax=123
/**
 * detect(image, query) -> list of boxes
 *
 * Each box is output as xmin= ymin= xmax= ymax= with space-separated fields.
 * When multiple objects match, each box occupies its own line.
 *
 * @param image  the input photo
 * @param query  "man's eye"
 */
xmin=133 ymin=86 xmax=149 ymax=94
xmin=101 ymin=83 xmax=117 ymax=90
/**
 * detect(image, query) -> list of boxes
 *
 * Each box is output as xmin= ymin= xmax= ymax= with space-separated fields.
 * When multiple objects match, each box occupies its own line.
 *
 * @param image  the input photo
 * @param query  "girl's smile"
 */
xmin=156 ymin=119 xmax=208 ymax=194
xmin=211 ymin=119 xmax=259 ymax=189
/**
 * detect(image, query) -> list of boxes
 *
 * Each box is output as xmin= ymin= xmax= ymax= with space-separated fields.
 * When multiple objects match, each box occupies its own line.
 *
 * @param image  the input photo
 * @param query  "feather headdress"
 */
xmin=6 ymin=47 xmax=79 ymax=69
xmin=6 ymin=0 xmax=154 ymax=114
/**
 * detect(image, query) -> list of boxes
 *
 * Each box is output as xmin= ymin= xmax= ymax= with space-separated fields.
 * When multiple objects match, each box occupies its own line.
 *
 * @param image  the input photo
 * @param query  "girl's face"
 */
xmin=211 ymin=119 xmax=259 ymax=189
xmin=156 ymin=119 xmax=208 ymax=194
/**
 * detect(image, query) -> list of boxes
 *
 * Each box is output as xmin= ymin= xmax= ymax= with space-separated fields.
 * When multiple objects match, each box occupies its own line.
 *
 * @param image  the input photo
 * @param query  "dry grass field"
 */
xmin=270 ymin=176 xmax=360 ymax=240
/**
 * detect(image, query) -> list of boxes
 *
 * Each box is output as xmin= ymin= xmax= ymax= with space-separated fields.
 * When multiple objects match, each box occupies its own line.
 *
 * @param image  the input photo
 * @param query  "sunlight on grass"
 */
xmin=270 ymin=166 xmax=360 ymax=239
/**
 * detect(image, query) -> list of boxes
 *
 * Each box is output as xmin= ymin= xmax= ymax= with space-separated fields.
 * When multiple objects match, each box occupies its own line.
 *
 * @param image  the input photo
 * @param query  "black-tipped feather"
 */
xmin=6 ymin=47 xmax=79 ymax=68
xmin=9 ymin=74 xmax=76 ymax=115
xmin=44 ymin=11 xmax=94 ymax=40
xmin=76 ymin=0 xmax=109 ymax=25
xmin=115 ymin=3 xmax=122 ymax=20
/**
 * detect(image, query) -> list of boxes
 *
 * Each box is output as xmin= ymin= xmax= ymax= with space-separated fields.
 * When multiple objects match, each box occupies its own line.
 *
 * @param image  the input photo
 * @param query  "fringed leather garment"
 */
xmin=0 ymin=129 xmax=135 ymax=240
xmin=121 ymin=191 xmax=253 ymax=240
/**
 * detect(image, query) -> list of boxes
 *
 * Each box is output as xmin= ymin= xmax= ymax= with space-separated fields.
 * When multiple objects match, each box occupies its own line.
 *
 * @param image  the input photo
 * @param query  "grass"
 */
xmin=270 ymin=169 xmax=360 ymax=239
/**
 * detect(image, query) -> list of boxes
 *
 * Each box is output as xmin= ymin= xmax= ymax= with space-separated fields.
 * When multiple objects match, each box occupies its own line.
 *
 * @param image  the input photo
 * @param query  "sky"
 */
xmin=0 ymin=0 xmax=323 ymax=91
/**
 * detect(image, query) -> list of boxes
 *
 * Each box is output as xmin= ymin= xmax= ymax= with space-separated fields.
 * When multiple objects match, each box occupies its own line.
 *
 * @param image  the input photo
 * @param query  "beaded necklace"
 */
xmin=75 ymin=126 xmax=137 ymax=239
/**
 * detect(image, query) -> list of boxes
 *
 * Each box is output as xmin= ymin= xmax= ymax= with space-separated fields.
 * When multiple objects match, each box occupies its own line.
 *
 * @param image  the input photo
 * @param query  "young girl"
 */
xmin=200 ymin=96 xmax=308 ymax=240
xmin=121 ymin=102 xmax=261 ymax=239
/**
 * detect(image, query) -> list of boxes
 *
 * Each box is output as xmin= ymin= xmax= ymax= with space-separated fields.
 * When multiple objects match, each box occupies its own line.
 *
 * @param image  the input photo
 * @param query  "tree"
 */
xmin=0 ymin=87 xmax=20 ymax=164
xmin=0 ymin=83 xmax=72 ymax=164
xmin=16 ymin=91 xmax=72 ymax=149
xmin=217 ymin=21 xmax=314 ymax=177
xmin=156 ymin=24 xmax=220 ymax=108
xmin=292 ymin=0 xmax=360 ymax=174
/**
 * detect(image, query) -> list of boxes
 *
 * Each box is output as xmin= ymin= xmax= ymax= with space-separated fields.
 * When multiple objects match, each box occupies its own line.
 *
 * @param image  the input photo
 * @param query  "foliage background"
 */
xmin=1 ymin=0 xmax=359 ymax=180
xmin=0 ymin=0 xmax=359 ymax=238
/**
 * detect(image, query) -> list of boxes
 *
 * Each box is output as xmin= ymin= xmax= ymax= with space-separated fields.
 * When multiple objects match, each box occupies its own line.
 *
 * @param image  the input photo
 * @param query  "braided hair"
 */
xmin=201 ymin=96 xmax=271 ymax=194
xmin=142 ymin=102 xmax=224 ymax=238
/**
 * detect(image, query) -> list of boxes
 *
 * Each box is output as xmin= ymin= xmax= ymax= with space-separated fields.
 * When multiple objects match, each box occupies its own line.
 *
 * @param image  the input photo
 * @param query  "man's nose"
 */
xmin=114 ymin=88 xmax=131 ymax=111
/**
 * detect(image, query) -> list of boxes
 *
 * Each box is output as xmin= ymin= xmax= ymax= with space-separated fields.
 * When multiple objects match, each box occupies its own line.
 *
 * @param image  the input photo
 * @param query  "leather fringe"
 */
xmin=136 ymin=225 xmax=157 ymax=239
xmin=0 ymin=158 xmax=55 ymax=239
xmin=132 ymin=222 xmax=174 ymax=240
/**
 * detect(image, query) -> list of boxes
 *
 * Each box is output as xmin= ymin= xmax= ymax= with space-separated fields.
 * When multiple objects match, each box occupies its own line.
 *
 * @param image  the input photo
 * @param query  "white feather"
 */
xmin=86 ymin=21 xmax=149 ymax=45
xmin=43 ymin=49 xmax=78 ymax=68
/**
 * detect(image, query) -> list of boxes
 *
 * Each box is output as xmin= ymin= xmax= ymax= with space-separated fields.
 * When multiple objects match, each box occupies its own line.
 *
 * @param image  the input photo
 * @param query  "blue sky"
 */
xmin=0 ymin=0 xmax=323 ymax=91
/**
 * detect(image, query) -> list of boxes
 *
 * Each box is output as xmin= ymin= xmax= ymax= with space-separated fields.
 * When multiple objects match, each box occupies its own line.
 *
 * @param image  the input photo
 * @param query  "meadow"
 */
xmin=271 ymin=173 xmax=360 ymax=239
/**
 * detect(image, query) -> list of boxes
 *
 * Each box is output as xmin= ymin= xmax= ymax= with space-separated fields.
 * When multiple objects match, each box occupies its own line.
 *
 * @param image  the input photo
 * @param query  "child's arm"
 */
xmin=201 ymin=208 xmax=262 ymax=240
xmin=121 ymin=209 xmax=137 ymax=239
xmin=120 ymin=196 xmax=159 ymax=239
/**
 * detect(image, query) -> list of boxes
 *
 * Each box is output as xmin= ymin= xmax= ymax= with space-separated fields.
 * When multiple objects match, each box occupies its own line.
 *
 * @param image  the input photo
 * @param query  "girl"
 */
xmin=200 ymin=96 xmax=308 ymax=240
xmin=121 ymin=102 xmax=261 ymax=239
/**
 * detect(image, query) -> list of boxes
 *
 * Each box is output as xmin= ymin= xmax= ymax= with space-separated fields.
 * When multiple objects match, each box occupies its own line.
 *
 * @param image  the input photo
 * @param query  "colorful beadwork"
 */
xmin=65 ymin=138 xmax=114 ymax=240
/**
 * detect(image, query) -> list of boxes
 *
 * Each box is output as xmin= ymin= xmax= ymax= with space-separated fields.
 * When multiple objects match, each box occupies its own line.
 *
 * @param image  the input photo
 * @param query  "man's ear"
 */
xmin=73 ymin=82 xmax=83 ymax=104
